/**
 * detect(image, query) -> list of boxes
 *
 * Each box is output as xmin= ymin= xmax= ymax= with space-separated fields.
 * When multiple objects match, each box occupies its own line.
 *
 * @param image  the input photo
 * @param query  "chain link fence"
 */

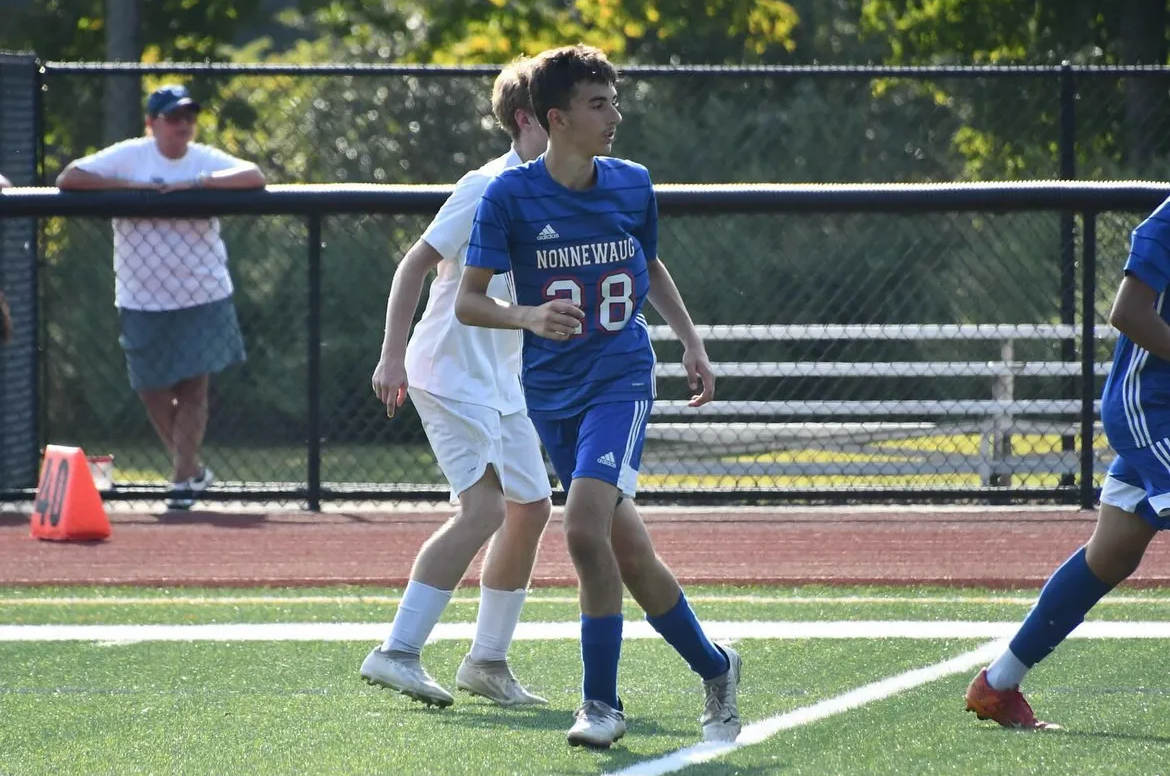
xmin=39 ymin=210 xmax=449 ymax=505
xmin=0 ymin=52 xmax=38 ymax=492
xmin=4 ymin=62 xmax=1170 ymax=506
xmin=2 ymin=184 xmax=1154 ymax=507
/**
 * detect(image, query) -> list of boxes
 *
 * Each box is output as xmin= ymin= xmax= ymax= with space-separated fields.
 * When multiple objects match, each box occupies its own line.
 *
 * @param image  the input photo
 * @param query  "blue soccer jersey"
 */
xmin=466 ymin=156 xmax=658 ymax=419
xmin=1101 ymin=196 xmax=1170 ymax=451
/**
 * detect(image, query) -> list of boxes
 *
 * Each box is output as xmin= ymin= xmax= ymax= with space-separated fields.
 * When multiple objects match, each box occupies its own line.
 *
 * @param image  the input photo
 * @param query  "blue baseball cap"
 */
xmin=145 ymin=84 xmax=201 ymax=117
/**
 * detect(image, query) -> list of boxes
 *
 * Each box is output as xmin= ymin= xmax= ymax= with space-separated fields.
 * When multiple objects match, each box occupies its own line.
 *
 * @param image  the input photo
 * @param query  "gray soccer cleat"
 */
xmin=567 ymin=699 xmax=627 ymax=748
xmin=360 ymin=647 xmax=454 ymax=708
xmin=455 ymin=655 xmax=548 ymax=706
xmin=700 ymin=643 xmax=742 ymax=742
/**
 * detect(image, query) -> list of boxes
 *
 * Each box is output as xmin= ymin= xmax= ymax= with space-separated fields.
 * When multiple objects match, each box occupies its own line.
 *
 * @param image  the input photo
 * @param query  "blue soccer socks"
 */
xmin=1008 ymin=547 xmax=1114 ymax=669
xmin=646 ymin=592 xmax=729 ymax=681
xmin=581 ymin=614 xmax=623 ymax=708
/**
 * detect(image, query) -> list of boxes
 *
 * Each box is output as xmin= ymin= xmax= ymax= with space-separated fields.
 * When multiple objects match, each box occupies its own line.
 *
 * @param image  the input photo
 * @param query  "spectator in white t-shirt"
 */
xmin=56 ymin=84 xmax=266 ymax=510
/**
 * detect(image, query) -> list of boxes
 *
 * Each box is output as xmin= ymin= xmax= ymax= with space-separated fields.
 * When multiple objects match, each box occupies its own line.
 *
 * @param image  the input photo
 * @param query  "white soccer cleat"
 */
xmin=455 ymin=655 xmax=548 ymax=706
xmin=165 ymin=466 xmax=214 ymax=510
xmin=360 ymin=647 xmax=454 ymax=708
xmin=700 ymin=644 xmax=743 ymax=742
xmin=567 ymin=699 xmax=627 ymax=748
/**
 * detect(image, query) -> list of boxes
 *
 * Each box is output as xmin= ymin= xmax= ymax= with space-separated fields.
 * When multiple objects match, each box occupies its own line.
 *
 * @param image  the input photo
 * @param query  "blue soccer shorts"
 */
xmin=531 ymin=400 xmax=652 ymax=498
xmin=1099 ymin=445 xmax=1170 ymax=530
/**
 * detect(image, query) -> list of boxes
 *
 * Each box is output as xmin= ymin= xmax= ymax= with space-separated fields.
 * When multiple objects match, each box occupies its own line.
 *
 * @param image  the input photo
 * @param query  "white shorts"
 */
xmin=410 ymin=387 xmax=552 ymax=504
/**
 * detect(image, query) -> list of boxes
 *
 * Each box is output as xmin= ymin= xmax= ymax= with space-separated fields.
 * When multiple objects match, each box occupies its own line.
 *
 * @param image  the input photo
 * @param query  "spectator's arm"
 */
xmin=56 ymin=163 xmax=154 ymax=190
xmin=201 ymin=163 xmax=265 ymax=190
xmin=0 ymin=173 xmax=11 ymax=188
xmin=160 ymin=163 xmax=266 ymax=194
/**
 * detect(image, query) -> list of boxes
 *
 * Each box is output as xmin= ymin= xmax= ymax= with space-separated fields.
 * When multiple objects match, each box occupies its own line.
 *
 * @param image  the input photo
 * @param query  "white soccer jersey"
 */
xmin=404 ymin=150 xmax=526 ymax=414
xmin=75 ymin=137 xmax=246 ymax=311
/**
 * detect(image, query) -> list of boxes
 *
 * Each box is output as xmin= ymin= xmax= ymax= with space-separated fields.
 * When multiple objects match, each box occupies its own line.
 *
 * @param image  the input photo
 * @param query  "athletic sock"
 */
xmin=646 ymin=592 xmax=729 ymax=680
xmin=469 ymin=586 xmax=527 ymax=662
xmin=581 ymin=614 xmax=623 ymax=708
xmin=987 ymin=547 xmax=1113 ymax=690
xmin=383 ymin=580 xmax=453 ymax=655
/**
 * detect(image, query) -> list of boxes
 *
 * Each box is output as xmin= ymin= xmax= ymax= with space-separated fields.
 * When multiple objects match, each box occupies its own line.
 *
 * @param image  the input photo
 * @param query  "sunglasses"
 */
xmin=161 ymin=110 xmax=199 ymax=125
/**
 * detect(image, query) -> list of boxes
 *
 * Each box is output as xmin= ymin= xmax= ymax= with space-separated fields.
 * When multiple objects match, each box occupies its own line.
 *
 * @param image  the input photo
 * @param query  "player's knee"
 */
xmin=1084 ymin=535 xmax=1142 ymax=584
xmin=454 ymin=487 xmax=507 ymax=540
xmin=1087 ymin=545 xmax=1144 ymax=585
xmin=449 ymin=509 xmax=505 ymax=547
xmin=563 ymin=519 xmax=609 ymax=561
xmin=506 ymin=497 xmax=552 ymax=534
xmin=1115 ymin=550 xmax=1144 ymax=581
xmin=1087 ymin=503 xmax=1156 ymax=584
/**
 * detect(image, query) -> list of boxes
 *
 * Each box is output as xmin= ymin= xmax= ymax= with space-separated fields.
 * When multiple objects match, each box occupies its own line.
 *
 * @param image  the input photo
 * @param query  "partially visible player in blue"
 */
xmin=456 ymin=44 xmax=740 ymax=749
xmin=966 ymin=197 xmax=1170 ymax=729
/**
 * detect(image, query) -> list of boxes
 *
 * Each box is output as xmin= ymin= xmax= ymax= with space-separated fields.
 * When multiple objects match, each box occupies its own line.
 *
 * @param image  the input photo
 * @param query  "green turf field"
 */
xmin=2 ymin=585 xmax=1168 ymax=775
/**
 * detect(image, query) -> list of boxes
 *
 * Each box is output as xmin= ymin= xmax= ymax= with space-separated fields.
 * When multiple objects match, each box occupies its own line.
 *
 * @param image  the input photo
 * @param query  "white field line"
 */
xmin=605 ymin=640 xmax=1005 ymax=776
xmin=3 ymin=502 xmax=1079 ymax=515
xmin=5 ymin=593 xmax=1170 ymax=607
xmin=2 ymin=620 xmax=1170 ymax=644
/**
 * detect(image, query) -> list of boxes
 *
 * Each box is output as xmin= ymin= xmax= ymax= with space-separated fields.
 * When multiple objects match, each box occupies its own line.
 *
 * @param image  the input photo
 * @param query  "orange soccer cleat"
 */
xmin=965 ymin=669 xmax=1055 ymax=730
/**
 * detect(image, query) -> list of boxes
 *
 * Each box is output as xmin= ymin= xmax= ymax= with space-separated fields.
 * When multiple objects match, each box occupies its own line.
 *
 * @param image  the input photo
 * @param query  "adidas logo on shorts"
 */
xmin=536 ymin=224 xmax=559 ymax=241
xmin=596 ymin=451 xmax=617 ymax=468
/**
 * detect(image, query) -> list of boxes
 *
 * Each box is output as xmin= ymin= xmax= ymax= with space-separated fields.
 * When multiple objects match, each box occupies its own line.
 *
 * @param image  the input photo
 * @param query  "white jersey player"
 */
xmin=358 ymin=60 xmax=553 ymax=707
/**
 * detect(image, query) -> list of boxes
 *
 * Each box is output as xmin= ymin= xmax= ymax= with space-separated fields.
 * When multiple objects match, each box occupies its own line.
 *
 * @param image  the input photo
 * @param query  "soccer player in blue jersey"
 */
xmin=966 ymin=199 xmax=1170 ymax=729
xmin=456 ymin=44 xmax=740 ymax=749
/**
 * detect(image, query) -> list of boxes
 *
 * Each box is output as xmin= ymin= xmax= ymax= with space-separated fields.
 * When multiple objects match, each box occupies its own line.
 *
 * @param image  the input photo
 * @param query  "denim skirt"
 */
xmin=118 ymin=297 xmax=247 ymax=391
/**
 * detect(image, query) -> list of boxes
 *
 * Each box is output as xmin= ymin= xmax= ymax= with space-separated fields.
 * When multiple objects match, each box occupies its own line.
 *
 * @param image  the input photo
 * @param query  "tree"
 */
xmin=859 ymin=0 xmax=1170 ymax=173
xmin=356 ymin=0 xmax=803 ymax=65
xmin=102 ymin=0 xmax=141 ymax=145
xmin=0 ymin=0 xmax=269 ymax=168
xmin=0 ymin=0 xmax=267 ymax=61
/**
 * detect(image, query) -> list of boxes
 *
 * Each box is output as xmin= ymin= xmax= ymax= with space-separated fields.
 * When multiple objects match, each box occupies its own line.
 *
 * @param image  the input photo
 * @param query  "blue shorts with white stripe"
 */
xmin=532 ymin=400 xmax=652 ymax=499
xmin=1100 ymin=446 xmax=1170 ymax=529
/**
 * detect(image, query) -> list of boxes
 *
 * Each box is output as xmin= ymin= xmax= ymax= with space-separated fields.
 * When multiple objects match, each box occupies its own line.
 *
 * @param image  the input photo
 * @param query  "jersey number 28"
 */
xmin=542 ymin=270 xmax=635 ymax=335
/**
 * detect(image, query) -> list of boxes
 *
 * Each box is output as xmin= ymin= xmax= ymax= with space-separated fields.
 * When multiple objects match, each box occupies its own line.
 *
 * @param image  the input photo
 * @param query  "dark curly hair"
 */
xmin=528 ymin=44 xmax=618 ymax=133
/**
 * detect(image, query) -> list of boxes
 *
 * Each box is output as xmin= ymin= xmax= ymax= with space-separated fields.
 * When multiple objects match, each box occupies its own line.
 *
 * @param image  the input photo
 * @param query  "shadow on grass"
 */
xmin=419 ymin=703 xmax=698 ymax=768
xmin=1045 ymin=727 xmax=1170 ymax=745
xmin=680 ymin=764 xmax=786 ymax=776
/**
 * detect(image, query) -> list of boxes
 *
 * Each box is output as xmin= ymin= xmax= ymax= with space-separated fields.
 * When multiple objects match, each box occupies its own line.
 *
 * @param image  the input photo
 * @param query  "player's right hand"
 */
xmin=524 ymin=300 xmax=585 ymax=340
xmin=372 ymin=358 xmax=408 ymax=418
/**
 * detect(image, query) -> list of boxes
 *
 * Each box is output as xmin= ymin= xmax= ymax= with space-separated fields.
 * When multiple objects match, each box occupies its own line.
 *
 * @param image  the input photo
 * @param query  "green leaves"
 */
xmin=0 ymin=0 xmax=266 ymax=61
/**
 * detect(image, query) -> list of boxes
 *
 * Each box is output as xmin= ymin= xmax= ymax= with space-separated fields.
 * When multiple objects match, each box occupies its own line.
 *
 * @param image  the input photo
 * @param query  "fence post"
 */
xmin=1080 ymin=212 xmax=1097 ymax=510
xmin=1059 ymin=61 xmax=1078 ymax=487
xmin=34 ymin=60 xmax=46 ymax=458
xmin=990 ymin=338 xmax=1014 ymax=487
xmin=0 ymin=53 xmax=41 ymax=491
xmin=307 ymin=214 xmax=322 ymax=511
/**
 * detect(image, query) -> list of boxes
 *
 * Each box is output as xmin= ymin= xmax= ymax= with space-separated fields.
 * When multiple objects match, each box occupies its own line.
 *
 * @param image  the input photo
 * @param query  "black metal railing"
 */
xmin=1 ymin=182 xmax=1165 ymax=507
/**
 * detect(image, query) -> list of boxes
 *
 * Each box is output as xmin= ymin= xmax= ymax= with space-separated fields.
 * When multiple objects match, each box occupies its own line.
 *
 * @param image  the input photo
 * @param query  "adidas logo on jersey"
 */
xmin=536 ymin=224 xmax=559 ymax=241
xmin=597 ymin=451 xmax=617 ymax=468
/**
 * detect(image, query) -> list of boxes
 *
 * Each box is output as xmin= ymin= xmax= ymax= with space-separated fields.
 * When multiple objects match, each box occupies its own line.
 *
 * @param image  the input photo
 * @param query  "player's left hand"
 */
xmin=683 ymin=347 xmax=715 ymax=407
